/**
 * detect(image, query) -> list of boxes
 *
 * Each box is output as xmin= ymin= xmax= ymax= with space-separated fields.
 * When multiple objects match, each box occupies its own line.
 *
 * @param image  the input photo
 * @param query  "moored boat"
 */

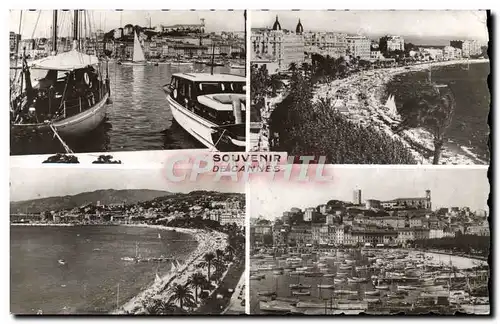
xmin=292 ymin=290 xmax=311 ymax=296
xmin=163 ymin=73 xmax=246 ymax=151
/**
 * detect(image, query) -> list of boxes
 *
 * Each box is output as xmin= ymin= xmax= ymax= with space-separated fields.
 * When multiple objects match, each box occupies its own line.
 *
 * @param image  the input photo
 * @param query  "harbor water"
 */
xmin=250 ymin=248 xmax=489 ymax=315
xmin=10 ymin=225 xmax=198 ymax=314
xmin=10 ymin=62 xmax=245 ymax=155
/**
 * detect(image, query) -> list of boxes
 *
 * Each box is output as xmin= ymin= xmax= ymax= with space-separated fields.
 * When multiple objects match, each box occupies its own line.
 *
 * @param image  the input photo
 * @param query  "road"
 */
xmin=222 ymin=270 xmax=246 ymax=314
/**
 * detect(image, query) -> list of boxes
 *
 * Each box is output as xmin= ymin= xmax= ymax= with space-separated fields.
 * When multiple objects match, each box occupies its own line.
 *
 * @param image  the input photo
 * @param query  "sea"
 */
xmin=386 ymin=62 xmax=490 ymax=163
xmin=10 ymin=63 xmax=245 ymax=155
xmin=10 ymin=225 xmax=198 ymax=314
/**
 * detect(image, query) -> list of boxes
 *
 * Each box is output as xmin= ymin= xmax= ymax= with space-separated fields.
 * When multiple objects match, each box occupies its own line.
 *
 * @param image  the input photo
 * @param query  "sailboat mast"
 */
xmin=73 ymin=10 xmax=79 ymax=49
xmin=210 ymin=43 xmax=215 ymax=75
xmin=52 ymin=10 xmax=58 ymax=54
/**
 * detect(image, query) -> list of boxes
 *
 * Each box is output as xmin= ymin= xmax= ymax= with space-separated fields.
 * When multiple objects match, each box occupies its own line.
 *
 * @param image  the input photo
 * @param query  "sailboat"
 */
xmin=157 ymin=233 xmax=161 ymax=239
xmin=384 ymin=95 xmax=399 ymax=118
xmin=10 ymin=10 xmax=111 ymax=138
xmin=121 ymin=31 xmax=147 ymax=66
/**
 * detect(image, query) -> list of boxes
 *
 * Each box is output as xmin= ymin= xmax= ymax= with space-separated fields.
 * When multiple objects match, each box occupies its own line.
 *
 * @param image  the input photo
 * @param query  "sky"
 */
xmin=9 ymin=10 xmax=245 ymax=39
xmin=252 ymin=10 xmax=489 ymax=44
xmin=251 ymin=167 xmax=490 ymax=219
xmin=10 ymin=167 xmax=244 ymax=202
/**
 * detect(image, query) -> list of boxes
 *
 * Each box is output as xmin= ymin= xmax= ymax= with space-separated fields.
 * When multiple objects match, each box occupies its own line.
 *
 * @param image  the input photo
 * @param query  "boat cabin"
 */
xmin=11 ymin=50 xmax=108 ymax=125
xmin=168 ymin=73 xmax=246 ymax=125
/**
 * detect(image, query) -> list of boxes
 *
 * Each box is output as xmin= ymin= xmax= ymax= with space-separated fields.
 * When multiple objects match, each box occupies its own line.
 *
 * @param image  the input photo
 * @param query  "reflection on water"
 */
xmin=10 ymin=63 xmax=245 ymax=155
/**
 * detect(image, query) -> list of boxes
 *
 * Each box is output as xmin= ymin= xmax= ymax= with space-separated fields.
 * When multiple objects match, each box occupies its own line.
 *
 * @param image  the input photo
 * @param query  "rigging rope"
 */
xmin=49 ymin=124 xmax=74 ymax=154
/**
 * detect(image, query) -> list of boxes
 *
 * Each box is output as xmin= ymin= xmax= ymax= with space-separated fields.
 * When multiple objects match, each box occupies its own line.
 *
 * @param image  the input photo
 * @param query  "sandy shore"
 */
xmin=112 ymin=224 xmax=228 ymax=314
xmin=314 ymin=59 xmax=489 ymax=165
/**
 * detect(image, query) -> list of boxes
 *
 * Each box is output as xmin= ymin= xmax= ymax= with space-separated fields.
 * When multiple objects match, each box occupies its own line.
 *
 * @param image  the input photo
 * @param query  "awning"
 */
xmin=29 ymin=49 xmax=99 ymax=71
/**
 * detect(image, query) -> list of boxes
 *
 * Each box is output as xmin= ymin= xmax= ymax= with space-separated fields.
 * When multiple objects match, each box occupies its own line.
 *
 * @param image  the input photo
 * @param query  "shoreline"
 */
xmin=113 ymin=224 xmax=228 ymax=314
xmin=314 ymin=58 xmax=489 ymax=165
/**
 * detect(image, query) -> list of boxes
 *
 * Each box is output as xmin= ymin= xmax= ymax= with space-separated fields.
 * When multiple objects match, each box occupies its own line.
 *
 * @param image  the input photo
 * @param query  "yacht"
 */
xmin=163 ymin=73 xmax=246 ymax=151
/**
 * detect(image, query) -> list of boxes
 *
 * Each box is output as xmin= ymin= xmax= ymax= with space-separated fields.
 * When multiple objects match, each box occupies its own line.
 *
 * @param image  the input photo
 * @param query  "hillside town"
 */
xmin=250 ymin=188 xmax=489 ymax=255
xmin=10 ymin=191 xmax=245 ymax=229
xmin=10 ymin=18 xmax=245 ymax=61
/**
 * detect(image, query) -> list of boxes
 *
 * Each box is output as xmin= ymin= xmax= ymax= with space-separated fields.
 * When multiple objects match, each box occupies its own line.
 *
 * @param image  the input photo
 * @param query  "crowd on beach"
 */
xmin=313 ymin=58 xmax=489 ymax=165
xmin=114 ymin=225 xmax=230 ymax=314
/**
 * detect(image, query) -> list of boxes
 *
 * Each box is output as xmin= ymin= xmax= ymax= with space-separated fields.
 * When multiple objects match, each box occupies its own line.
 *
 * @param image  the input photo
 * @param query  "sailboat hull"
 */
xmin=11 ymin=93 xmax=109 ymax=137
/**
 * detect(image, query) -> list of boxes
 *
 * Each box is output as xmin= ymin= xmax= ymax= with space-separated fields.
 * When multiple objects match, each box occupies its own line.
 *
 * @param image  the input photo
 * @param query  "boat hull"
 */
xmin=166 ymin=95 xmax=218 ymax=149
xmin=11 ymin=93 xmax=109 ymax=138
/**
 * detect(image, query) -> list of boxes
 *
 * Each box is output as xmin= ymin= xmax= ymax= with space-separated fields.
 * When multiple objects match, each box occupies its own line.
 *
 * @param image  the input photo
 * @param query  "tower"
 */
xmin=425 ymin=190 xmax=431 ymax=210
xmin=295 ymin=19 xmax=303 ymax=34
xmin=272 ymin=15 xmax=281 ymax=31
xmin=353 ymin=189 xmax=362 ymax=205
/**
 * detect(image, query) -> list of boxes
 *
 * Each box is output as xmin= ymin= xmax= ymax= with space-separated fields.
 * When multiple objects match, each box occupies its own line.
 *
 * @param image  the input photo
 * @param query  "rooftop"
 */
xmin=173 ymin=72 xmax=245 ymax=83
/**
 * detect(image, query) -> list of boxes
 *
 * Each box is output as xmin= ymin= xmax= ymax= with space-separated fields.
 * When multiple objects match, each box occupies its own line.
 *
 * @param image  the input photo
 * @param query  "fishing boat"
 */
xmin=364 ymin=297 xmax=381 ymax=303
xmin=323 ymin=274 xmax=335 ymax=278
xmin=347 ymin=277 xmax=367 ymax=284
xmin=397 ymin=285 xmax=419 ymax=291
xmin=121 ymin=31 xmax=147 ymax=66
xmin=229 ymin=63 xmax=245 ymax=69
xmin=334 ymin=278 xmax=346 ymax=284
xmin=339 ymin=265 xmax=352 ymax=270
xmin=258 ymin=291 xmax=277 ymax=297
xmin=355 ymin=265 xmax=369 ymax=271
xmin=290 ymin=284 xmax=311 ymax=289
xmin=163 ymin=73 xmax=246 ymax=151
xmin=317 ymin=284 xmax=335 ymax=289
xmin=364 ymin=290 xmax=380 ymax=296
xmin=292 ymin=291 xmax=311 ymax=296
xmin=10 ymin=10 xmax=111 ymax=140
xmin=250 ymin=274 xmax=265 ymax=280
xmin=336 ymin=290 xmax=358 ymax=295
xmin=375 ymin=285 xmax=390 ymax=290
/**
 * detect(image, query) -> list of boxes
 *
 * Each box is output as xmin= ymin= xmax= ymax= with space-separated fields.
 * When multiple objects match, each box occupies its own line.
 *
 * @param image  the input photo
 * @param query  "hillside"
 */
xmin=10 ymin=189 xmax=172 ymax=214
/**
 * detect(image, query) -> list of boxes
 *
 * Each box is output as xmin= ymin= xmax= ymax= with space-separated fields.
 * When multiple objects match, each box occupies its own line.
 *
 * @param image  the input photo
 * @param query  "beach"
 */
xmin=113 ymin=224 xmax=228 ymax=314
xmin=313 ymin=58 xmax=489 ymax=165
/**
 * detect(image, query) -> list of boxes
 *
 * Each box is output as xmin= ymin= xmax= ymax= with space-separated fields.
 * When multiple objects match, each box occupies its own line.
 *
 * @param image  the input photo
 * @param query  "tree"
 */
xmin=187 ymin=272 xmax=207 ymax=303
xmin=395 ymin=82 xmax=456 ymax=164
xmin=203 ymin=252 xmax=216 ymax=281
xmin=169 ymin=283 xmax=195 ymax=310
xmin=142 ymin=297 xmax=177 ymax=315
xmin=215 ymin=248 xmax=224 ymax=261
xmin=288 ymin=62 xmax=298 ymax=74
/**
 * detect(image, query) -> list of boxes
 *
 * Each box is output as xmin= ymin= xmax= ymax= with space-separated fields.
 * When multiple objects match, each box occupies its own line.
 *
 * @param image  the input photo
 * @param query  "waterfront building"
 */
xmin=251 ymin=16 xmax=305 ymax=72
xmin=450 ymin=39 xmax=482 ymax=57
xmin=346 ymin=35 xmax=371 ymax=60
xmin=288 ymin=224 xmax=312 ymax=247
xmin=429 ymin=228 xmax=444 ymax=239
xmin=466 ymin=220 xmax=490 ymax=236
xmin=273 ymin=225 xmax=289 ymax=247
xmin=303 ymin=31 xmax=347 ymax=58
xmin=379 ymin=35 xmax=405 ymax=53
xmin=396 ymin=228 xmax=415 ymax=245
xmin=353 ymin=189 xmax=362 ymax=205
xmin=158 ymin=19 xmax=206 ymax=34
xmin=443 ymin=45 xmax=462 ymax=60
xmin=251 ymin=224 xmax=273 ymax=246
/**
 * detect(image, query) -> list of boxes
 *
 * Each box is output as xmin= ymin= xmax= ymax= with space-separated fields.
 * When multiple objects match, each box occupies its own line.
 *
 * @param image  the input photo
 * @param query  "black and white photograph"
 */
xmin=10 ymin=167 xmax=246 ymax=315
xmin=250 ymin=10 xmax=490 ymax=165
xmin=10 ymin=9 xmax=247 ymax=158
xmin=249 ymin=167 xmax=490 ymax=314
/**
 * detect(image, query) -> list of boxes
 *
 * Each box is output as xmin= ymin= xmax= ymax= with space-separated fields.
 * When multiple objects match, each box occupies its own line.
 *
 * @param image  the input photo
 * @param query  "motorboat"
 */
xmin=290 ymin=284 xmax=311 ymax=289
xmin=163 ymin=73 xmax=246 ymax=151
xmin=292 ymin=291 xmax=311 ymax=296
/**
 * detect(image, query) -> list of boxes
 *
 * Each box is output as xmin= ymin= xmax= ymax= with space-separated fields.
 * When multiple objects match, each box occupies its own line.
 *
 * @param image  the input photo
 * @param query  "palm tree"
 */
xmin=169 ymin=283 xmax=195 ymax=310
xmin=224 ymin=245 xmax=234 ymax=260
xmin=215 ymin=248 xmax=224 ymax=261
xmin=143 ymin=297 xmax=176 ymax=315
xmin=187 ymin=272 xmax=207 ymax=303
xmin=204 ymin=252 xmax=216 ymax=281
xmin=288 ymin=62 xmax=298 ymax=74
xmin=396 ymin=82 xmax=456 ymax=164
